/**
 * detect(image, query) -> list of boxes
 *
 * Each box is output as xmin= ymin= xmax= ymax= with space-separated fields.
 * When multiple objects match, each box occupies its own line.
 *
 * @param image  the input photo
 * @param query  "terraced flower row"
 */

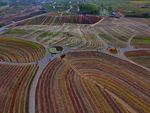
xmin=0 ymin=64 xmax=38 ymax=113
xmin=37 ymin=29 xmax=103 ymax=49
xmin=3 ymin=18 xmax=150 ymax=50
xmin=0 ymin=37 xmax=46 ymax=63
xmin=131 ymin=35 xmax=150 ymax=48
xmin=1 ymin=29 xmax=43 ymax=39
xmin=17 ymin=15 xmax=102 ymax=25
xmin=125 ymin=50 xmax=150 ymax=68
xmin=36 ymin=51 xmax=150 ymax=113
xmin=95 ymin=18 xmax=150 ymax=48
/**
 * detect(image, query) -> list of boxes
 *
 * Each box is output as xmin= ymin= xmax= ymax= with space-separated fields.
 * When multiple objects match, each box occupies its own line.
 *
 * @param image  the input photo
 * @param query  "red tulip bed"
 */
xmin=62 ymin=15 xmax=101 ymax=24
xmin=36 ymin=51 xmax=150 ymax=113
xmin=0 ymin=37 xmax=46 ymax=63
xmin=125 ymin=50 xmax=150 ymax=68
xmin=17 ymin=15 xmax=102 ymax=26
xmin=0 ymin=64 xmax=38 ymax=113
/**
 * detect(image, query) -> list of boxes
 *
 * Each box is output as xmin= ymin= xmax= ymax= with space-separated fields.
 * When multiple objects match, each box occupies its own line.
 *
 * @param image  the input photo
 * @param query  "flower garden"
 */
xmin=0 ymin=37 xmax=46 ymax=63
xmin=36 ymin=51 xmax=150 ymax=113
xmin=131 ymin=35 xmax=150 ymax=48
xmin=17 ymin=15 xmax=102 ymax=25
xmin=125 ymin=50 xmax=150 ymax=68
xmin=0 ymin=14 xmax=150 ymax=113
xmin=0 ymin=64 xmax=38 ymax=113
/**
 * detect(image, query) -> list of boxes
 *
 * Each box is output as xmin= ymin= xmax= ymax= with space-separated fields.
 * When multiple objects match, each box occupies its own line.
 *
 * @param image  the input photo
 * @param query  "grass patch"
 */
xmin=49 ymin=46 xmax=63 ymax=54
xmin=132 ymin=37 xmax=150 ymax=43
xmin=129 ymin=1 xmax=150 ymax=4
xmin=3 ymin=29 xmax=32 ymax=35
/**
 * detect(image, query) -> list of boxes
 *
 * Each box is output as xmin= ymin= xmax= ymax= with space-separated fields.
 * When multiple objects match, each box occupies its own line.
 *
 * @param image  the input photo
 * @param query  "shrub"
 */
xmin=79 ymin=3 xmax=100 ymax=15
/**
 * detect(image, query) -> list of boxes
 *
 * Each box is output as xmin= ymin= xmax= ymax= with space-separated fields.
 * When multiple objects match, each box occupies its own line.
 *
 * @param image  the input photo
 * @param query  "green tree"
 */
xmin=79 ymin=3 xmax=100 ymax=14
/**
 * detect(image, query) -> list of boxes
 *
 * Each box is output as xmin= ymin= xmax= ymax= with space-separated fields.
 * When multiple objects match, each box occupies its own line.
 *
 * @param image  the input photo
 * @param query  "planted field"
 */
xmin=4 ymin=17 xmax=150 ymax=49
xmin=129 ymin=1 xmax=150 ymax=4
xmin=127 ymin=18 xmax=150 ymax=25
xmin=18 ymin=15 xmax=102 ymax=25
xmin=125 ymin=50 xmax=150 ymax=68
xmin=0 ymin=37 xmax=45 ymax=62
xmin=0 ymin=64 xmax=38 ymax=113
xmin=1 ymin=28 xmax=44 ymax=39
xmin=36 ymin=51 xmax=150 ymax=113
xmin=37 ymin=27 xmax=104 ymax=49
xmin=131 ymin=35 xmax=150 ymax=48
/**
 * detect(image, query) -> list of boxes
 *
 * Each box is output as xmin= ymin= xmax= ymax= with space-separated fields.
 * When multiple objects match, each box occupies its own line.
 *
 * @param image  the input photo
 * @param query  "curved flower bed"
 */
xmin=0 ymin=64 xmax=38 ymax=113
xmin=131 ymin=35 xmax=150 ymax=48
xmin=125 ymin=50 xmax=150 ymax=68
xmin=18 ymin=15 xmax=102 ymax=25
xmin=36 ymin=51 xmax=150 ymax=113
xmin=0 ymin=37 xmax=46 ymax=63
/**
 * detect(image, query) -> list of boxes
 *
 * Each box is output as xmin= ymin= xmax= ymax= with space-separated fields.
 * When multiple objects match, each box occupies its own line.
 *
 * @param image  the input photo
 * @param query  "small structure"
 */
xmin=49 ymin=46 xmax=63 ymax=54
xmin=110 ymin=12 xmax=120 ymax=18
xmin=107 ymin=47 xmax=119 ymax=54
xmin=60 ymin=54 xmax=66 ymax=59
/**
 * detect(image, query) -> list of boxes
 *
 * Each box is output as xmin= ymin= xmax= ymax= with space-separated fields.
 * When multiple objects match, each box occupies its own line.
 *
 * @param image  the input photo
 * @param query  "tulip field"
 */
xmin=2 ymin=17 xmax=149 ymax=49
xmin=0 ymin=64 xmax=38 ymax=113
xmin=17 ymin=15 xmax=102 ymax=25
xmin=36 ymin=51 xmax=150 ymax=113
xmin=0 ymin=37 xmax=45 ymax=63
xmin=125 ymin=50 xmax=150 ymax=68
xmin=0 ymin=13 xmax=150 ymax=113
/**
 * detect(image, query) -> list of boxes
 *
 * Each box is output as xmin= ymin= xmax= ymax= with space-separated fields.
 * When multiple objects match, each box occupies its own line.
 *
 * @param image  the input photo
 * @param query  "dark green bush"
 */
xmin=79 ymin=3 xmax=100 ymax=14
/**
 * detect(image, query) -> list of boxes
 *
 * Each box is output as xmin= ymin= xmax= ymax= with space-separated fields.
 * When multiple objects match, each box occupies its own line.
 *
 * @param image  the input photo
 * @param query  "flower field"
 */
xmin=0 ymin=37 xmax=45 ymax=62
xmin=36 ymin=51 xmax=150 ymax=113
xmin=0 ymin=64 xmax=38 ymax=113
xmin=125 ymin=50 xmax=150 ymax=68
xmin=1 ymin=29 xmax=44 ymax=39
xmin=7 ymin=17 xmax=150 ymax=49
xmin=36 ymin=27 xmax=104 ymax=49
xmin=2 ymin=17 xmax=150 ymax=50
xmin=127 ymin=18 xmax=150 ymax=25
xmin=17 ymin=15 xmax=102 ymax=25
xmin=131 ymin=35 xmax=150 ymax=48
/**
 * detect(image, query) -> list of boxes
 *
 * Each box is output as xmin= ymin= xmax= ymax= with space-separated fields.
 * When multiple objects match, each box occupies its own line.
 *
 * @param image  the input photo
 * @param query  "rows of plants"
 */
xmin=128 ymin=24 xmax=150 ymax=35
xmin=0 ymin=63 xmax=38 ymax=113
xmin=131 ymin=35 xmax=150 ymax=48
xmin=8 ymin=17 xmax=150 ymax=50
xmin=1 ymin=29 xmax=33 ymax=37
xmin=62 ymin=15 xmax=101 ymax=24
xmin=1 ymin=29 xmax=44 ymax=39
xmin=36 ymin=51 xmax=150 ymax=113
xmin=80 ymin=28 xmax=103 ymax=49
xmin=125 ymin=50 xmax=150 ymax=68
xmin=95 ymin=17 xmax=150 ymax=48
xmin=98 ymin=29 xmax=128 ymax=48
xmin=36 ymin=29 xmax=103 ymax=50
xmin=0 ymin=37 xmax=45 ymax=63
xmin=18 ymin=15 xmax=102 ymax=25
xmin=128 ymin=18 xmax=150 ymax=25
xmin=105 ymin=27 xmax=131 ymax=41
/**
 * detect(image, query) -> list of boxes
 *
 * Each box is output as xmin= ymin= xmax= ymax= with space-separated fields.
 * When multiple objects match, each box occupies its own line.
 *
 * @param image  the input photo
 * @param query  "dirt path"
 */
xmin=90 ymin=18 xmax=104 ymax=27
